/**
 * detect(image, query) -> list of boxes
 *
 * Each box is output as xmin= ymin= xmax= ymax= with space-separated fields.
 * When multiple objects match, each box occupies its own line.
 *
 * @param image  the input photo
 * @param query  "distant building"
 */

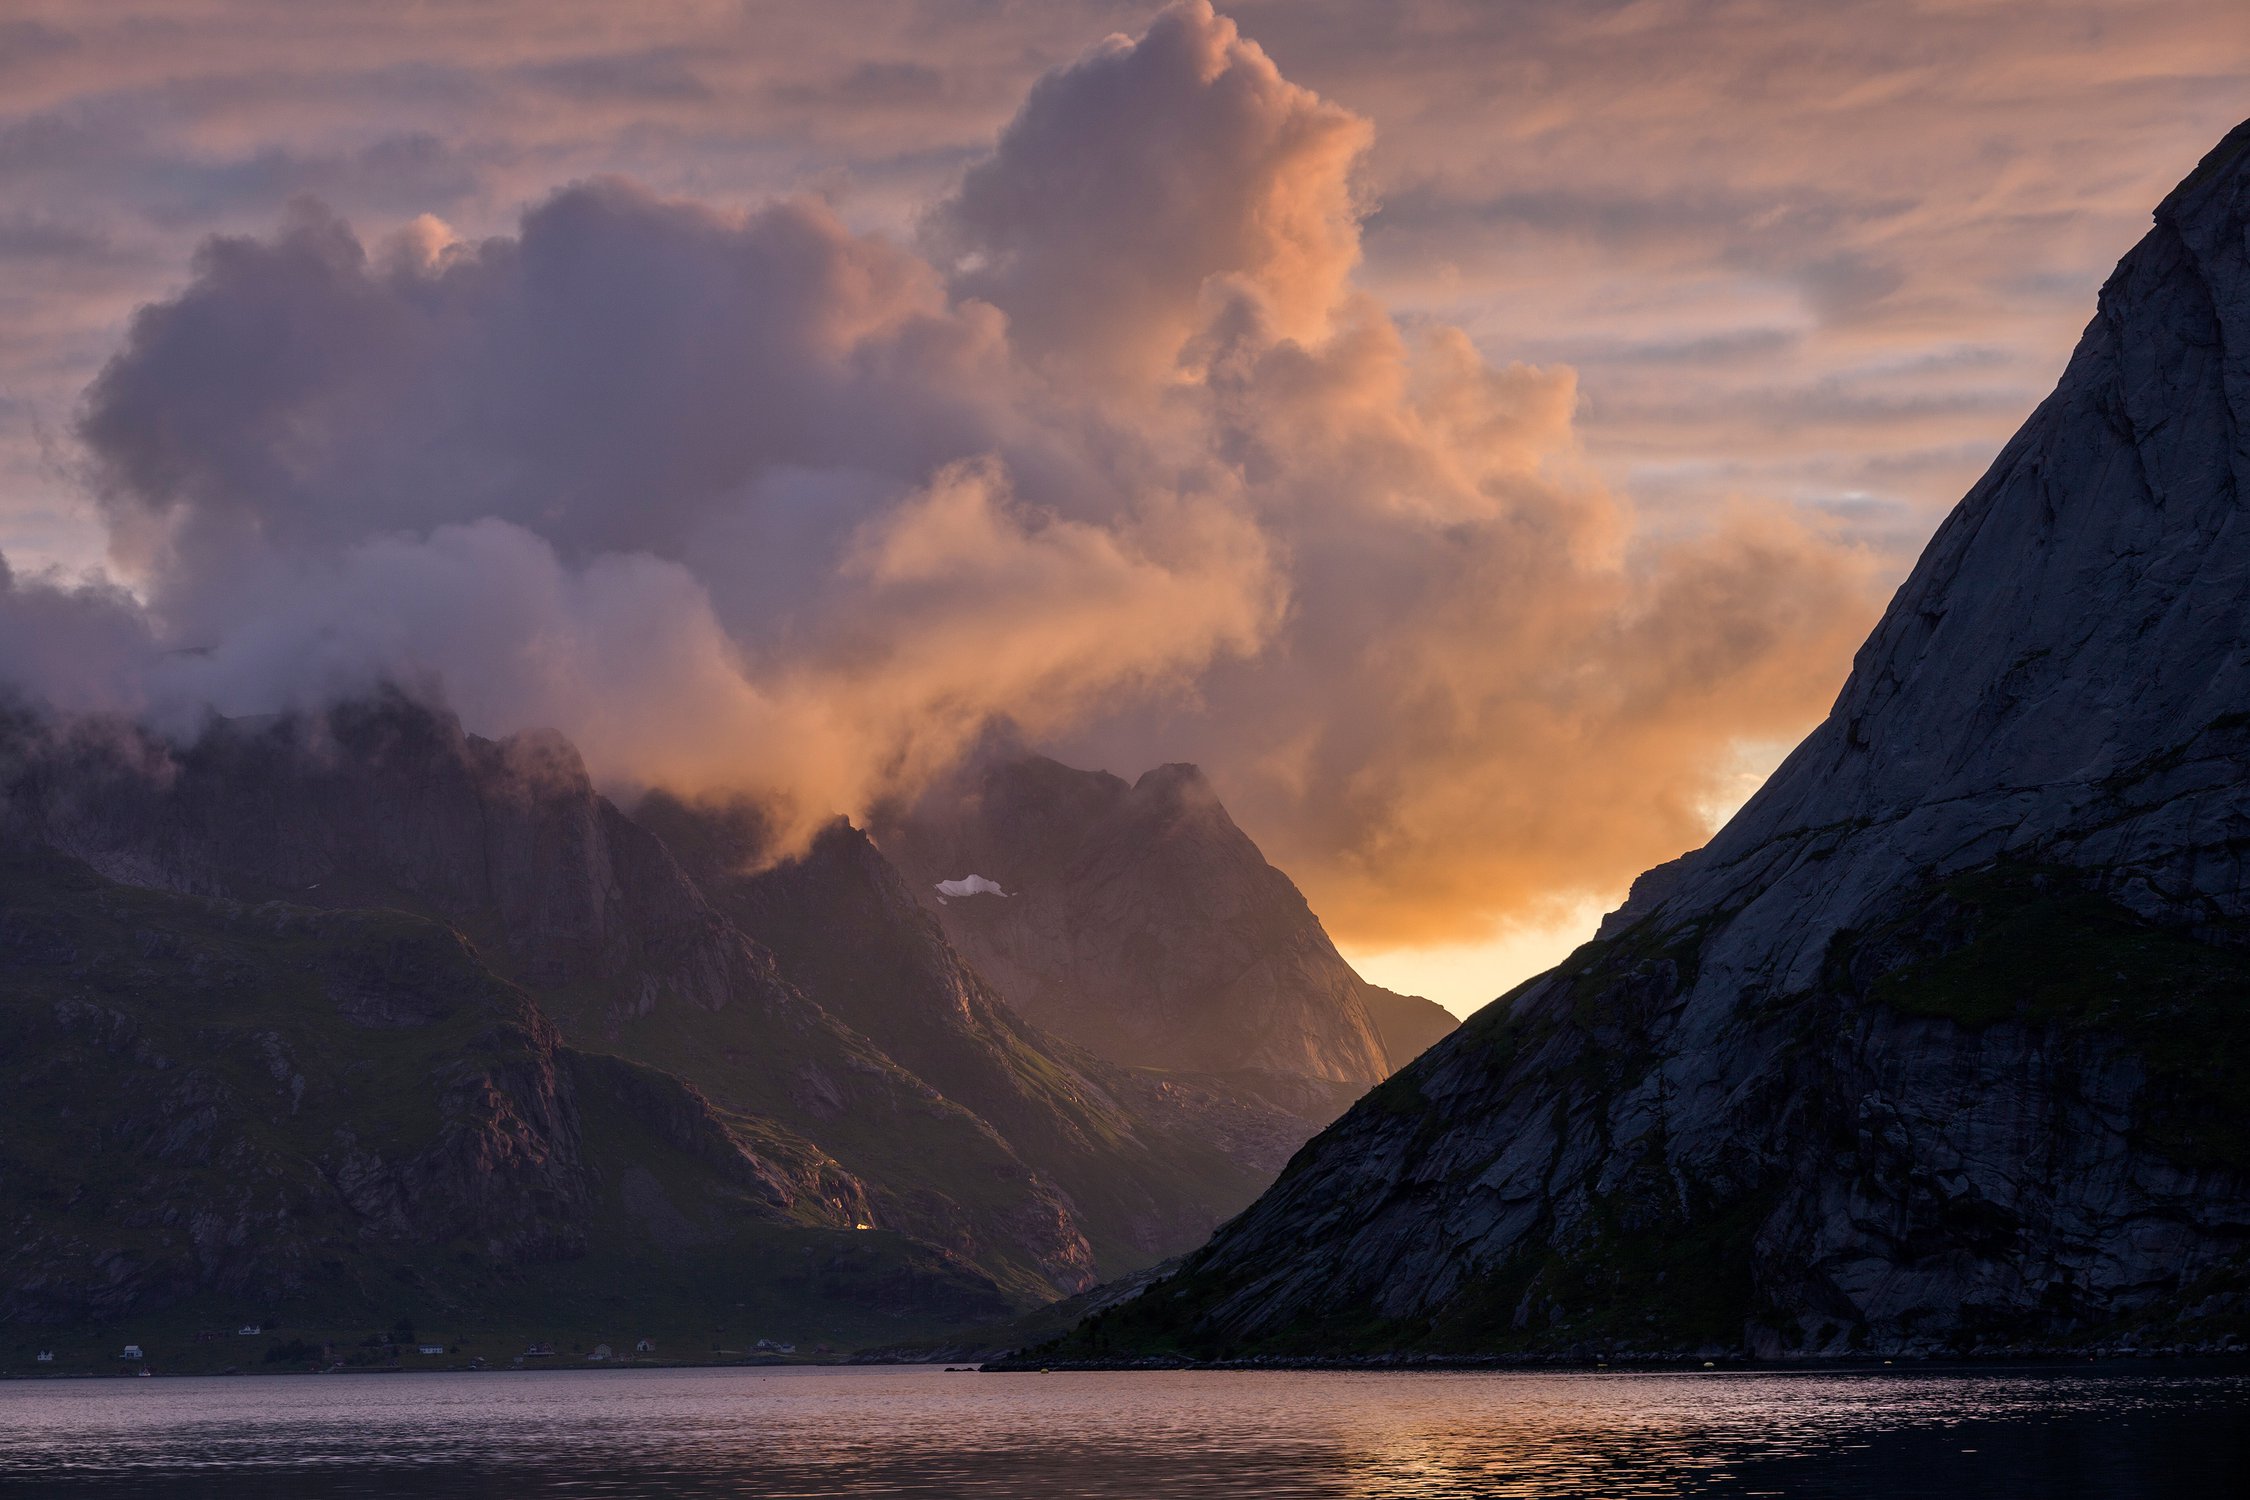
xmin=524 ymin=1342 xmax=553 ymax=1357
xmin=634 ymin=1338 xmax=655 ymax=1353
xmin=237 ymin=1325 xmax=262 ymax=1337
xmin=120 ymin=1344 xmax=143 ymax=1361
xmin=589 ymin=1344 xmax=612 ymax=1361
xmin=35 ymin=1351 xmax=52 ymax=1363
xmin=417 ymin=1344 xmax=445 ymax=1356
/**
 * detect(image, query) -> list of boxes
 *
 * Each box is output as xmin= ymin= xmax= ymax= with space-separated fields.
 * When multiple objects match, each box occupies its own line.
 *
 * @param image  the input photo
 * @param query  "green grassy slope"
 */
xmin=0 ymin=847 xmax=1007 ymax=1372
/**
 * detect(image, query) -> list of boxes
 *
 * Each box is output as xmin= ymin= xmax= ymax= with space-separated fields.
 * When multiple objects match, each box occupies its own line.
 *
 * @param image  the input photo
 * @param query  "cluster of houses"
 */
xmin=518 ymin=1338 xmax=662 ymax=1361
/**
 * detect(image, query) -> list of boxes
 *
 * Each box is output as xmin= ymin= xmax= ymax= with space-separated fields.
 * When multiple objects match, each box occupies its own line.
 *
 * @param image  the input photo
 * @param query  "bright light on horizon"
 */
xmin=1342 ymin=896 xmax=1611 ymax=1019
xmin=1339 ymin=735 xmax=1798 ymax=1018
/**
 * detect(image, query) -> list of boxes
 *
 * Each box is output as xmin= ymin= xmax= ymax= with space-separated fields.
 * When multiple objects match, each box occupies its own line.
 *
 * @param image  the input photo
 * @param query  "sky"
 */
xmin=0 ymin=0 xmax=2243 ymax=1014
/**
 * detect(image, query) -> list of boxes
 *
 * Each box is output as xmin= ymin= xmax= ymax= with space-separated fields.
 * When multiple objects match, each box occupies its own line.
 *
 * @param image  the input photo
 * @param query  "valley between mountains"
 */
xmin=0 ymin=694 xmax=1451 ymax=1368
xmin=1023 ymin=115 xmax=2250 ymax=1367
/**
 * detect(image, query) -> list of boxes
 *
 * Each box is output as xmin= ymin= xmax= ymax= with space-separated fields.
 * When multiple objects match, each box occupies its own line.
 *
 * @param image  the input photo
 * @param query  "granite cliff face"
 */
xmin=871 ymin=755 xmax=1454 ymax=1087
xmin=1056 ymin=120 xmax=2250 ymax=1363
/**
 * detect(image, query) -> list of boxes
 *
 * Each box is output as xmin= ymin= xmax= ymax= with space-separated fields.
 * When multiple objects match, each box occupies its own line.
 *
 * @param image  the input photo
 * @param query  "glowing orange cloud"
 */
xmin=12 ymin=0 xmax=2230 ymax=967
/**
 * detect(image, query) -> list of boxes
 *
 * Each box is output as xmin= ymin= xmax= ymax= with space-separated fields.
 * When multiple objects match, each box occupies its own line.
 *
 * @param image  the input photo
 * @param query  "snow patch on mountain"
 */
xmin=935 ymin=874 xmax=1008 ymax=900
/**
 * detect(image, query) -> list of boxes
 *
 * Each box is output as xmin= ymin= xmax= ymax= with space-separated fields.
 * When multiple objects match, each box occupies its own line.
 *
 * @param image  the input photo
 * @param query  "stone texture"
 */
xmin=872 ymin=755 xmax=1453 ymax=1085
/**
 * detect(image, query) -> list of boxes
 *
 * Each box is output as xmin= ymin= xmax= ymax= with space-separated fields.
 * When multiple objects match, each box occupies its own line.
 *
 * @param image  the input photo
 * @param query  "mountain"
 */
xmin=870 ymin=755 xmax=1454 ymax=1085
xmin=0 ymin=696 xmax=1276 ymax=1342
xmin=0 ymin=843 xmax=1003 ymax=1357
xmin=1037 ymin=118 xmax=2250 ymax=1364
xmin=1360 ymin=986 xmax=1459 ymax=1074
xmin=628 ymin=797 xmax=1283 ymax=1260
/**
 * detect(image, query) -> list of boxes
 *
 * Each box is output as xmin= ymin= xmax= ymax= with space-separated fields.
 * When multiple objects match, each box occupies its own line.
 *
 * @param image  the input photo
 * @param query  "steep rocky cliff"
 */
xmin=0 ymin=696 xmax=1289 ymax=1322
xmin=630 ymin=798 xmax=1272 ymax=1262
xmin=1052 ymin=119 xmax=2250 ymax=1364
xmin=872 ymin=755 xmax=1453 ymax=1085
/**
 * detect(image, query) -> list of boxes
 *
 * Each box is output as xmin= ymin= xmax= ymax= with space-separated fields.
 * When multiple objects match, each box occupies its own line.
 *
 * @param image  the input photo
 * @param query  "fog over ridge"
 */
xmin=0 ymin=1 xmax=1883 ymax=952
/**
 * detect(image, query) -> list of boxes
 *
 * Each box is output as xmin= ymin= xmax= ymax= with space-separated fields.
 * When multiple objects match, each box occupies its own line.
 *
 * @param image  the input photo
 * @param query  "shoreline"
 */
xmin=7 ymin=1350 xmax=2245 ymax=1382
xmin=982 ymin=1346 xmax=2250 ymax=1373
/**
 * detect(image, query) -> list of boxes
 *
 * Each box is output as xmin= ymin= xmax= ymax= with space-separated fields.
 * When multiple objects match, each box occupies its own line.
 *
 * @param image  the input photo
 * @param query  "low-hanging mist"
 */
xmin=0 ymin=1 xmax=1882 ymax=952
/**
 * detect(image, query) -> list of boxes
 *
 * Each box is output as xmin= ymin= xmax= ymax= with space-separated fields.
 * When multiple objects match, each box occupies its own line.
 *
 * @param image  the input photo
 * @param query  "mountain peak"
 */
xmin=2157 ymin=113 xmax=2250 ymax=218
xmin=871 ymin=752 xmax=1446 ymax=1085
xmin=1603 ymin=109 xmax=2250 ymax=981
xmin=1052 ymin=116 xmax=2250 ymax=1364
xmin=1131 ymin=761 xmax=1212 ymax=795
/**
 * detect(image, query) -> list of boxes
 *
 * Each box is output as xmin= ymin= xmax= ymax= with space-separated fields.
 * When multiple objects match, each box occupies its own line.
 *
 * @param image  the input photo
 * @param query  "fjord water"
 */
xmin=0 ymin=1365 xmax=2242 ymax=1497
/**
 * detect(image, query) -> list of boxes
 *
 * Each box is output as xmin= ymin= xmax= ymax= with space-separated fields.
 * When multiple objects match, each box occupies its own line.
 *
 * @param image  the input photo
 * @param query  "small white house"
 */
xmin=417 ymin=1344 xmax=445 ymax=1356
xmin=35 ymin=1351 xmax=52 ymax=1363
xmin=634 ymin=1338 xmax=655 ymax=1354
xmin=236 ymin=1325 xmax=261 ymax=1337
xmin=120 ymin=1344 xmax=144 ymax=1361
xmin=589 ymin=1344 xmax=612 ymax=1361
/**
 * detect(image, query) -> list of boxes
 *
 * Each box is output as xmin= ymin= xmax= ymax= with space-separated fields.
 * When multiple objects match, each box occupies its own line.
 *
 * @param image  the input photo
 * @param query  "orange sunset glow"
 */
xmin=0 ymin=0 xmax=2243 ymax=1013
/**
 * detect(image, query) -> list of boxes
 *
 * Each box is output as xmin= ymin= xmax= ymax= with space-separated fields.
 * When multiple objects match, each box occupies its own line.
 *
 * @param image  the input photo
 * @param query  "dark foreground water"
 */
xmin=0 ymin=1363 xmax=2242 ymax=1497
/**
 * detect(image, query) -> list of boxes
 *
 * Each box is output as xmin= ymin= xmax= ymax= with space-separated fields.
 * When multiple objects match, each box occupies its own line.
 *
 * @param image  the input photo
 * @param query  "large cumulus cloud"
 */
xmin=9 ymin=1 xmax=1879 ymax=949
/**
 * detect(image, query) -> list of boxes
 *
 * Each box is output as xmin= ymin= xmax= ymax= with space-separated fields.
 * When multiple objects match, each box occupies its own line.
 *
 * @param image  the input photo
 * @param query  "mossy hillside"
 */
xmin=4 ymin=703 xmax=1282 ymax=1310
xmin=273 ymin=829 xmax=1256 ymax=1302
xmin=555 ymin=998 xmax=1075 ymax=1309
xmin=0 ymin=848 xmax=562 ymax=1261
xmin=287 ymin=879 xmax=1090 ymax=1309
xmin=2 ymin=1216 xmax=1003 ymax=1378
xmin=0 ymin=826 xmax=1131 ymax=1322
xmin=1839 ymin=865 xmax=2250 ymax=1173
xmin=623 ymin=801 xmax=1272 ymax=1284
xmin=0 ymin=849 xmax=1010 ymax=1357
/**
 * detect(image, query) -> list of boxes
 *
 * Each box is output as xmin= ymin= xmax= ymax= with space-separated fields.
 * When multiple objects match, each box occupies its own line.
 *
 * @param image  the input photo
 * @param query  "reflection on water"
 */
xmin=0 ymin=1363 xmax=2242 ymax=1497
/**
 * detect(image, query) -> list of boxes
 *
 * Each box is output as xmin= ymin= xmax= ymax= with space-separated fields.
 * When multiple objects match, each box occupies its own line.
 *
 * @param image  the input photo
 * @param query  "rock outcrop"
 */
xmin=1054 ymin=118 xmax=2250 ymax=1363
xmin=872 ymin=755 xmax=1453 ymax=1085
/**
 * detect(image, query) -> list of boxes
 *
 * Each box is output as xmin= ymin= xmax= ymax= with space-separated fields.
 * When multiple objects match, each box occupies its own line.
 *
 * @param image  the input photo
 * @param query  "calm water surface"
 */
xmin=0 ymin=1363 xmax=2242 ymax=1497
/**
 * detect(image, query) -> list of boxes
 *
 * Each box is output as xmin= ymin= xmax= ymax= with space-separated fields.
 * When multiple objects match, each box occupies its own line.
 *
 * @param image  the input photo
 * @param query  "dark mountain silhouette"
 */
xmin=0 ymin=694 xmax=1408 ymax=1349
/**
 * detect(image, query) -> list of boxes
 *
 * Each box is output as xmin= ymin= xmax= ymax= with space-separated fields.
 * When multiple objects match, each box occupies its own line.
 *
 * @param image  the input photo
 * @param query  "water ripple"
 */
xmin=0 ymin=1364 xmax=2242 ymax=1497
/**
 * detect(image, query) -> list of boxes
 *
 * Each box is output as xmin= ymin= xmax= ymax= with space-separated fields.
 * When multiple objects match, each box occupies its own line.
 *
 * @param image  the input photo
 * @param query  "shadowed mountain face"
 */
xmin=0 ymin=697 xmax=1283 ymax=1332
xmin=870 ymin=756 xmax=1454 ymax=1086
xmin=628 ymin=799 xmax=1280 ymax=1267
xmin=1051 ymin=120 xmax=2250 ymax=1365
xmin=0 ymin=844 xmax=1003 ymax=1340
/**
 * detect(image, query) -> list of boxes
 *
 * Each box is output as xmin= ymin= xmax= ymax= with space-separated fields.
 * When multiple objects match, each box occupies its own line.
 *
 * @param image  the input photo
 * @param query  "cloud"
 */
xmin=929 ymin=2 xmax=1370 ymax=383
xmin=78 ymin=182 xmax=1022 ymax=594
xmin=0 ymin=553 xmax=155 ymax=718
xmin=15 ymin=1 xmax=1898 ymax=948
